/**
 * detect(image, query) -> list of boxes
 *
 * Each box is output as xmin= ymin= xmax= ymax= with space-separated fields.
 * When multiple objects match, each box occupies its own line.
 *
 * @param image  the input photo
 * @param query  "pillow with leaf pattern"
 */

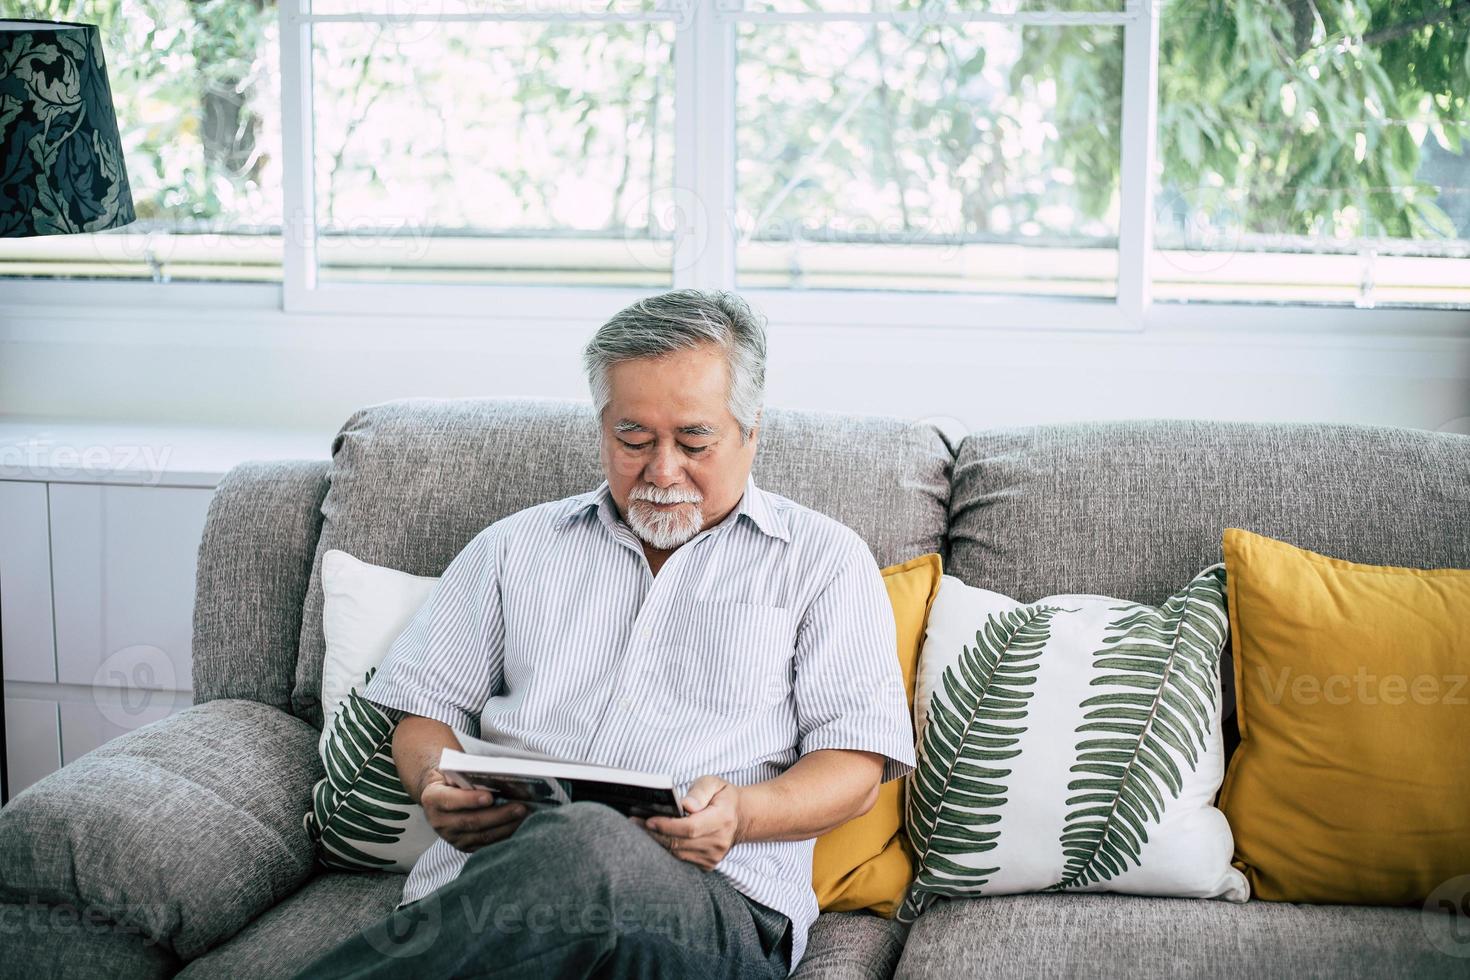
xmin=900 ymin=564 xmax=1249 ymax=921
xmin=302 ymin=550 xmax=443 ymax=872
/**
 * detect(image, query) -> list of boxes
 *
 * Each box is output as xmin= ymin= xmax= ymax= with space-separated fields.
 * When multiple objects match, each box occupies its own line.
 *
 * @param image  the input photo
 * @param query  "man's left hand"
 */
xmin=634 ymin=775 xmax=743 ymax=871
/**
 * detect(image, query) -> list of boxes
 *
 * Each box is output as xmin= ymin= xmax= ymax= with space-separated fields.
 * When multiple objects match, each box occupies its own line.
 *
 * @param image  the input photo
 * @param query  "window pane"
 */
xmin=1154 ymin=1 xmax=1470 ymax=308
xmin=311 ymin=20 xmax=674 ymax=286
xmin=0 ymin=0 xmax=282 ymax=281
xmin=735 ymin=21 xmax=1122 ymax=296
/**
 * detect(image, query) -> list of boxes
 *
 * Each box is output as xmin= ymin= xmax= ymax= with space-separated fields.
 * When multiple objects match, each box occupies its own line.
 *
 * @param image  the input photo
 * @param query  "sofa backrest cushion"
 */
xmin=944 ymin=419 xmax=1470 ymax=719
xmin=291 ymin=396 xmax=954 ymax=730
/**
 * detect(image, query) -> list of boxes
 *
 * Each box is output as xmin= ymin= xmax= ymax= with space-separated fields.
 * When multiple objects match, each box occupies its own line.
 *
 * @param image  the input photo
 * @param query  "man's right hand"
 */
xmin=418 ymin=767 xmax=530 ymax=853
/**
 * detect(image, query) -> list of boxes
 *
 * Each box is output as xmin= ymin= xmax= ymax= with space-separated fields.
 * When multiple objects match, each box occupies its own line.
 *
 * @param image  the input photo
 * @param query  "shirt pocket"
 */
xmin=666 ymin=600 xmax=797 ymax=717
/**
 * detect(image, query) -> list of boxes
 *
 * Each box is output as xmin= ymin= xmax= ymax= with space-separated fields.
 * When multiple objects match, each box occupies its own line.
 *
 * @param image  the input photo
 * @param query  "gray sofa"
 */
xmin=3 ymin=396 xmax=1468 ymax=979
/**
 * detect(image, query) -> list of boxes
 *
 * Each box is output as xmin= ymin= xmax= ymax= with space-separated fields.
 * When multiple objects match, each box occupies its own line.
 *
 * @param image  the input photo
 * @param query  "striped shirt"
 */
xmin=361 ymin=471 xmax=916 ymax=972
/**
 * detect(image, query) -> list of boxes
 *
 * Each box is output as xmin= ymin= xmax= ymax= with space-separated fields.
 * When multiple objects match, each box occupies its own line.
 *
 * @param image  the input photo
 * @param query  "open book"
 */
xmin=438 ymin=732 xmax=686 ymax=820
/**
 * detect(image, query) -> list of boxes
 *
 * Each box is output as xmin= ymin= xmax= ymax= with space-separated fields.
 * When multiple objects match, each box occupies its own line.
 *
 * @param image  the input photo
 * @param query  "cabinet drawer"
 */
xmin=49 ymin=484 xmax=213 ymax=693
xmin=4 ymin=697 xmax=61 ymax=801
xmin=0 ymin=481 xmax=56 ymax=684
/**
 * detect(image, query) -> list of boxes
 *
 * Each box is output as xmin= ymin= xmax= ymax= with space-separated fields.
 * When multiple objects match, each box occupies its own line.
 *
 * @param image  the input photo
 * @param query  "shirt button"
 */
xmin=618 ymin=698 xmax=632 ymax=709
xmin=642 ymin=627 xmax=652 ymax=639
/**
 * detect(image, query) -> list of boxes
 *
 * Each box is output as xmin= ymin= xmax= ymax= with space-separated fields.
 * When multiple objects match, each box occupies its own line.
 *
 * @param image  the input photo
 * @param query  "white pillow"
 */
xmin=307 ymin=549 xmax=442 ymax=872
xmin=902 ymin=564 xmax=1248 ymax=920
xmin=319 ymin=549 xmax=440 ymax=759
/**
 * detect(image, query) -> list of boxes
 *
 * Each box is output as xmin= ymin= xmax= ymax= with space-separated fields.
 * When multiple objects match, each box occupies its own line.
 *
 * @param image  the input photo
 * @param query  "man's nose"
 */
xmin=643 ymin=442 xmax=684 ymax=485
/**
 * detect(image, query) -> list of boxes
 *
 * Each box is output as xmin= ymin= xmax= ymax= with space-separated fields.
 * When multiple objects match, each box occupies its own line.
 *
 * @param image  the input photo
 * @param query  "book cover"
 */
xmin=438 ymin=734 xmax=685 ymax=820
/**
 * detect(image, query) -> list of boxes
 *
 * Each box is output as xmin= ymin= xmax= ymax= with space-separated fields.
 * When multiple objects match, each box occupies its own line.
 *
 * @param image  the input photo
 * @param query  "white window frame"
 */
xmin=5 ymin=0 xmax=1468 ymax=337
xmin=271 ymin=0 xmax=1151 ymax=329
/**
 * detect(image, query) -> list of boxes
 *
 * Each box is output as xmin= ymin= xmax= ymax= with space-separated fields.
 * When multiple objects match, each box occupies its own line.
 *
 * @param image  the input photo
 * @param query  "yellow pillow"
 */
xmin=1218 ymin=528 xmax=1470 ymax=905
xmin=812 ymin=552 xmax=942 ymax=917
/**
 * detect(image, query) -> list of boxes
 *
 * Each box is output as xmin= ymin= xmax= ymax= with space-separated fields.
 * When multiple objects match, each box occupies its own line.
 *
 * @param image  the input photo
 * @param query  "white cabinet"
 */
xmin=49 ymin=484 xmax=212 ymax=694
xmin=3 ymin=482 xmax=213 ymax=803
xmin=0 ymin=419 xmax=328 ymax=806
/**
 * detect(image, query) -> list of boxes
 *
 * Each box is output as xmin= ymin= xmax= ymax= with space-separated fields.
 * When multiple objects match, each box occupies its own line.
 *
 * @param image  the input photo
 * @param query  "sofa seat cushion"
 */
xmin=178 ymin=875 xmax=908 ymax=980
xmin=894 ymin=893 xmax=1468 ymax=979
xmin=0 ymin=699 xmax=324 ymax=960
xmin=0 ymin=895 xmax=182 ymax=980
xmin=792 ymin=910 xmax=911 ymax=979
xmin=175 ymin=871 xmax=406 ymax=979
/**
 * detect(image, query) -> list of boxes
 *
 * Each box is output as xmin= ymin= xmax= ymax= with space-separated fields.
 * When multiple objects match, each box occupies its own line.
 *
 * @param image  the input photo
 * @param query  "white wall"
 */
xmin=3 ymin=289 xmax=1468 ymax=439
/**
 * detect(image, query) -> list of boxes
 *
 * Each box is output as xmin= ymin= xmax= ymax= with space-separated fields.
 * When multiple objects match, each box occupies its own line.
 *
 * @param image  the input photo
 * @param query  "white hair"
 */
xmin=582 ymin=289 xmax=768 ymax=444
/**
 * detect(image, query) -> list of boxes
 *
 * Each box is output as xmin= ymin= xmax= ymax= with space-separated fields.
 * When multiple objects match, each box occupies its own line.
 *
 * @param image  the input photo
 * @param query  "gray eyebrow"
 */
xmin=613 ymin=419 xmax=720 ymax=437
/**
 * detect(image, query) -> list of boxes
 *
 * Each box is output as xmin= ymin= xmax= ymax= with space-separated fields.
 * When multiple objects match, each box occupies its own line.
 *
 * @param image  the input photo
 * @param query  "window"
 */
xmin=1152 ymin=0 xmax=1470 ymax=307
xmin=3 ymin=0 xmax=1467 ymax=313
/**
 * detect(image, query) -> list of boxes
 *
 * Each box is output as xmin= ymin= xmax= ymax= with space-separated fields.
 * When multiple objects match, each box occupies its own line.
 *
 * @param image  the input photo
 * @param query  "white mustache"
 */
xmin=631 ymin=488 xmax=702 ymax=505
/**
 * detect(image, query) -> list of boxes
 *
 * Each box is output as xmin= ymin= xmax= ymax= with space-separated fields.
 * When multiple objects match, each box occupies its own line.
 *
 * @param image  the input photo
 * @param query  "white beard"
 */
xmin=626 ymin=490 xmax=704 ymax=550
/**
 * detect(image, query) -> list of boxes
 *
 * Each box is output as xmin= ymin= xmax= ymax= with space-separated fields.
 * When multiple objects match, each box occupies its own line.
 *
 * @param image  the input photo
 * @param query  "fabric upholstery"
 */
xmin=1220 ymin=528 xmax=1470 ymax=905
xmin=0 ymin=895 xmax=181 ymax=980
xmin=291 ymin=396 xmax=954 ymax=730
xmin=0 ymin=699 xmax=324 ymax=960
xmin=944 ymin=420 xmax=1470 ymax=722
xmin=178 ymin=872 xmax=906 ymax=980
xmin=193 ymin=459 xmax=330 ymax=713
xmin=791 ymin=911 xmax=911 ymax=980
xmin=175 ymin=871 xmax=407 ymax=979
xmin=894 ymin=893 xmax=1470 ymax=979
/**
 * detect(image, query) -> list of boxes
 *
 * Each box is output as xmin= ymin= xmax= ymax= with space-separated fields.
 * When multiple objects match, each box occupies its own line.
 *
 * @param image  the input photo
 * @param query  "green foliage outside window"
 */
xmin=6 ymin=0 xmax=1466 ymax=246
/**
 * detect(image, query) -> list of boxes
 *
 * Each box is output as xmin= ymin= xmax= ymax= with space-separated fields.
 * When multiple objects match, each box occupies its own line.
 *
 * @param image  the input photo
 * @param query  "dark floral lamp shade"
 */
xmin=0 ymin=19 xmax=134 ymax=237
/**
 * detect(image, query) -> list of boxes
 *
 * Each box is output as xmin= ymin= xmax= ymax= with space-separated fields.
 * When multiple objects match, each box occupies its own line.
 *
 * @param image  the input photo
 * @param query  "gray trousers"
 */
xmin=292 ymin=801 xmax=793 ymax=980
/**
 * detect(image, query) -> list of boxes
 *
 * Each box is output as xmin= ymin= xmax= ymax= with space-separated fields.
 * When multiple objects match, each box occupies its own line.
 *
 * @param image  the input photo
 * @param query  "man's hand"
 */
xmin=635 ymin=775 xmax=744 ymax=871
xmin=418 ymin=768 xmax=529 ymax=853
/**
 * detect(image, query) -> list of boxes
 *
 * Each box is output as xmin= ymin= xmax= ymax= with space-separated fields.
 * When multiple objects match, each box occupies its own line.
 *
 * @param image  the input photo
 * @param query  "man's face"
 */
xmin=599 ymin=342 xmax=759 ymax=551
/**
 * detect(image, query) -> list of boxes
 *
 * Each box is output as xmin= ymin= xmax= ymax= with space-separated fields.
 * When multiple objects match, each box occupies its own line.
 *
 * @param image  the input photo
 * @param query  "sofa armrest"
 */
xmin=193 ymin=459 xmax=330 ymax=713
xmin=0 ymin=699 xmax=325 ymax=960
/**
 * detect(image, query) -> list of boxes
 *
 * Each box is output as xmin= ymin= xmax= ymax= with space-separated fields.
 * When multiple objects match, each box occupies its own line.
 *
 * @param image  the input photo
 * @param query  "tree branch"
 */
xmin=1361 ymin=2 xmax=1470 ymax=46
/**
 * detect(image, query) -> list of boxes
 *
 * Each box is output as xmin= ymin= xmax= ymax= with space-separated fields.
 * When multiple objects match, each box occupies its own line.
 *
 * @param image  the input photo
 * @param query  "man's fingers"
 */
xmin=440 ymin=802 xmax=527 ymax=834
xmin=451 ymin=818 xmax=523 ymax=852
xmin=643 ymin=812 xmax=707 ymax=839
xmin=425 ymin=783 xmax=498 ymax=812
xmin=681 ymin=776 xmax=726 ymax=813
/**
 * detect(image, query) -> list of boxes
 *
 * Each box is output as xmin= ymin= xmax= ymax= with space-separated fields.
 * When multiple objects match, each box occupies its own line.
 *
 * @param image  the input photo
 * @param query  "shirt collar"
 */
xmin=554 ymin=472 xmax=790 ymax=542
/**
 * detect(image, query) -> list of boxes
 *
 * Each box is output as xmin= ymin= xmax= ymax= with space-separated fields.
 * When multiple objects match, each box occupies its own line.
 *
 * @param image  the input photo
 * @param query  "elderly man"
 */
xmin=295 ymin=289 xmax=914 ymax=980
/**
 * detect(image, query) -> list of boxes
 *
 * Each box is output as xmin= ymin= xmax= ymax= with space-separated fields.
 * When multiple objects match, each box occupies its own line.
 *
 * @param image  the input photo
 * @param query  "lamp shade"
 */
xmin=0 ymin=19 xmax=134 ymax=237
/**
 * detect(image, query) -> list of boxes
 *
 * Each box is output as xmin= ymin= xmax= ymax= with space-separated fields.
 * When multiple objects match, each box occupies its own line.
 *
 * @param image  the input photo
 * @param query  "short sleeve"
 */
xmin=361 ymin=524 xmax=506 ymax=737
xmin=792 ymin=534 xmax=917 ymax=784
